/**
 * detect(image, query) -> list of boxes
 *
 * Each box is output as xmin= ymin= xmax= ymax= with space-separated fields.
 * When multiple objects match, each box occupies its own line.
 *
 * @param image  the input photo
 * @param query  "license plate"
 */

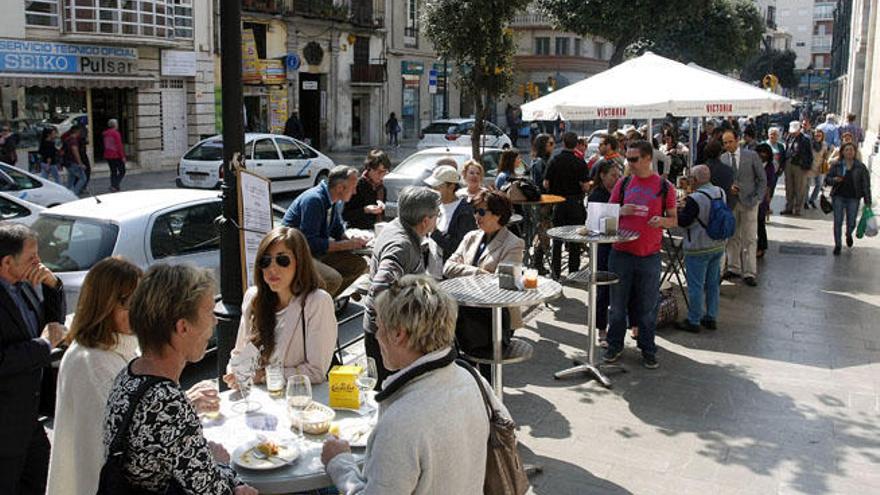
xmin=187 ymin=173 xmax=208 ymax=182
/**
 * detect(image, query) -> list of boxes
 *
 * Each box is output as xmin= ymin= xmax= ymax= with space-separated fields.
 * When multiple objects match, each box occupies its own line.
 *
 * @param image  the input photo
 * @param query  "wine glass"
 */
xmin=286 ymin=375 xmax=312 ymax=439
xmin=231 ymin=356 xmax=260 ymax=414
xmin=356 ymin=357 xmax=379 ymax=414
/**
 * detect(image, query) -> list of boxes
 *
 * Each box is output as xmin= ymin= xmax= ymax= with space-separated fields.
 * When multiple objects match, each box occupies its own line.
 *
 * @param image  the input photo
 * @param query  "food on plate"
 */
xmin=328 ymin=422 xmax=341 ymax=437
xmin=255 ymin=440 xmax=279 ymax=457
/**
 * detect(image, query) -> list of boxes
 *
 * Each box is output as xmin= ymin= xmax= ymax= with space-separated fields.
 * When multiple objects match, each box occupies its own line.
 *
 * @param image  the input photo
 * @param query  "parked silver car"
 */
xmin=31 ymin=189 xmax=287 ymax=310
xmin=0 ymin=191 xmax=44 ymax=225
xmin=0 ymin=162 xmax=78 ymax=207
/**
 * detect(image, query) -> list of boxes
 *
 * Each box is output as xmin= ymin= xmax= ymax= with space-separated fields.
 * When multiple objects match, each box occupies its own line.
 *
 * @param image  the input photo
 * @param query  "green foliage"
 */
xmin=646 ymin=0 xmax=764 ymax=73
xmin=424 ymin=0 xmax=529 ymax=158
xmin=537 ymin=0 xmax=708 ymax=65
xmin=741 ymin=49 xmax=799 ymax=89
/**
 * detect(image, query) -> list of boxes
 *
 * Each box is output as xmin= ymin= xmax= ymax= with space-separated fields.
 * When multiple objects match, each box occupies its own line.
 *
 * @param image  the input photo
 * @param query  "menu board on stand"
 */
xmin=237 ymin=169 xmax=274 ymax=289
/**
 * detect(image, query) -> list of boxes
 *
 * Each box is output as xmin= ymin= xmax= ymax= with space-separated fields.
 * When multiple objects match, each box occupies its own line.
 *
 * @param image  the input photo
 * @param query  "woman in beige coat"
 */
xmin=443 ymin=190 xmax=524 ymax=375
xmin=805 ymin=128 xmax=831 ymax=210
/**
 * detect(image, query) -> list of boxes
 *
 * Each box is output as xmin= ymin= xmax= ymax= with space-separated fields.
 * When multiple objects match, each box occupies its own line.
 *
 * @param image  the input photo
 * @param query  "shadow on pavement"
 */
xmin=519 ymin=444 xmax=633 ymax=495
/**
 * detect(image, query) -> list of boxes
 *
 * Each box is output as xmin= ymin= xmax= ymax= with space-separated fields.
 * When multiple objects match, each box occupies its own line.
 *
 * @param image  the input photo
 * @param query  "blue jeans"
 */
xmin=685 ymin=250 xmax=723 ymax=324
xmin=832 ymin=196 xmax=860 ymax=248
xmin=66 ymin=162 xmax=86 ymax=195
xmin=809 ymin=175 xmax=823 ymax=203
xmin=40 ymin=163 xmax=60 ymax=183
xmin=607 ymin=250 xmax=661 ymax=356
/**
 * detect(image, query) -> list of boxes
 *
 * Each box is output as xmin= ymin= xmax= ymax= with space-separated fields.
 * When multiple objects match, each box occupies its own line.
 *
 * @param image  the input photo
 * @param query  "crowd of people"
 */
xmin=0 ymin=109 xmax=872 ymax=494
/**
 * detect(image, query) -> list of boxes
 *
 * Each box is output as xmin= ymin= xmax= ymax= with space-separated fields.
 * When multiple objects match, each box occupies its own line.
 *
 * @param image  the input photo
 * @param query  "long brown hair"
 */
xmin=498 ymin=149 xmax=519 ymax=175
xmin=68 ymin=257 xmax=142 ymax=349
xmin=250 ymin=227 xmax=324 ymax=364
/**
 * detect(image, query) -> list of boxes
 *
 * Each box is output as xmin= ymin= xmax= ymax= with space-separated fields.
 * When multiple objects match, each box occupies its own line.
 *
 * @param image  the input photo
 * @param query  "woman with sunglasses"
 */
xmin=47 ymin=257 xmax=142 ymax=495
xmin=443 ymin=190 xmax=524 ymax=377
xmin=225 ymin=227 xmax=337 ymax=386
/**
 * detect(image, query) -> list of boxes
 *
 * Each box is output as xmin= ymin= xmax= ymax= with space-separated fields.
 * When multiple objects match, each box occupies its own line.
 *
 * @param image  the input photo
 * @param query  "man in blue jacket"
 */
xmin=282 ymin=165 xmax=368 ymax=297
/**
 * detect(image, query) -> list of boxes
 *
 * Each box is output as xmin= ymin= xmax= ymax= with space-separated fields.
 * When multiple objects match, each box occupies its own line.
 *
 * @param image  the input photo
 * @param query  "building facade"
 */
xmin=0 ymin=0 xmax=216 ymax=170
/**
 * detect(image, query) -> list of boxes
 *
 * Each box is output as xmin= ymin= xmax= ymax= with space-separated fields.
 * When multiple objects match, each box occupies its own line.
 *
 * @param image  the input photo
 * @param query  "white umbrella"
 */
xmin=521 ymin=52 xmax=794 ymax=121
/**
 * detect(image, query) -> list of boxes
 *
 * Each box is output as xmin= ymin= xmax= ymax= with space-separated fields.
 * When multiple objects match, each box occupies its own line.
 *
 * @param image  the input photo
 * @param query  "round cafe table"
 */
xmin=547 ymin=225 xmax=639 ymax=388
xmin=203 ymin=384 xmax=368 ymax=494
xmin=511 ymin=194 xmax=565 ymax=268
xmin=439 ymin=273 xmax=562 ymax=402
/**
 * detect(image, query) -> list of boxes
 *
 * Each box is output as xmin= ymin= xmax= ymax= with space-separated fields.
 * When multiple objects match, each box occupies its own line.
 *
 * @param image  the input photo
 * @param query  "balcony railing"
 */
xmin=512 ymin=12 xmax=550 ymax=27
xmin=351 ymin=62 xmax=387 ymax=83
xmin=292 ymin=0 xmax=384 ymax=27
xmin=242 ymin=0 xmax=294 ymax=15
xmin=294 ymin=0 xmax=348 ymax=20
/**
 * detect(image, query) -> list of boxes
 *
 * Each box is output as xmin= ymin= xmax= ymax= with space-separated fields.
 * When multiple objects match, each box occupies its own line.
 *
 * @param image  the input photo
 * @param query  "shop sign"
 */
xmin=303 ymin=81 xmax=318 ymax=90
xmin=428 ymin=69 xmax=437 ymax=94
xmin=0 ymin=38 xmax=137 ymax=75
xmin=161 ymin=50 xmax=197 ymax=77
xmin=401 ymin=61 xmax=424 ymax=75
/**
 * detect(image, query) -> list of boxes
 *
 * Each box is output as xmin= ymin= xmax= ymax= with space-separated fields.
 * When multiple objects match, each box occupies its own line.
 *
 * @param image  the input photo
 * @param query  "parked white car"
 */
xmin=417 ymin=119 xmax=513 ymax=150
xmin=0 ymin=162 xmax=79 ymax=207
xmin=177 ymin=133 xmax=335 ymax=193
xmin=383 ymin=146 xmax=528 ymax=217
xmin=0 ymin=191 xmax=44 ymax=225
xmin=31 ymin=189 xmax=288 ymax=310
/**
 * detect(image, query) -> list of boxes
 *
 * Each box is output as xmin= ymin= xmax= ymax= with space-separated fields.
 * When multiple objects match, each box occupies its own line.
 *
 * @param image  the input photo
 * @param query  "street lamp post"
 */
xmin=216 ymin=0 xmax=245 ymax=389
xmin=442 ymin=57 xmax=449 ymax=119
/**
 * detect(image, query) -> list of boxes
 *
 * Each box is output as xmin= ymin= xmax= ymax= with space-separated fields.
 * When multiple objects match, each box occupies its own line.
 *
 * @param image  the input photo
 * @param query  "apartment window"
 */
xmin=405 ymin=0 xmax=419 ymax=47
xmin=574 ymin=38 xmax=582 ymax=56
xmin=595 ymin=42 xmax=605 ymax=59
xmin=767 ymin=6 xmax=776 ymax=26
xmin=555 ymin=37 xmax=569 ymax=56
xmin=535 ymin=37 xmax=550 ymax=55
xmin=26 ymin=0 xmax=60 ymax=26
xmin=62 ymin=0 xmax=191 ymax=39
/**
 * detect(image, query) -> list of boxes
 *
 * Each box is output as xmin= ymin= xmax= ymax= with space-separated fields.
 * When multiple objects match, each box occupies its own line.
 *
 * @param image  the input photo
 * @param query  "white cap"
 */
xmin=424 ymin=165 xmax=461 ymax=187
xmin=789 ymin=121 xmax=801 ymax=132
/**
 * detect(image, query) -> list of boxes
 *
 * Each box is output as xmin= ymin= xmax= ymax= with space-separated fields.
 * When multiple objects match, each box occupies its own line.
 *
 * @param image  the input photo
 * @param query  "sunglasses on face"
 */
xmin=625 ymin=156 xmax=640 ymax=163
xmin=259 ymin=254 xmax=292 ymax=269
xmin=475 ymin=208 xmax=488 ymax=216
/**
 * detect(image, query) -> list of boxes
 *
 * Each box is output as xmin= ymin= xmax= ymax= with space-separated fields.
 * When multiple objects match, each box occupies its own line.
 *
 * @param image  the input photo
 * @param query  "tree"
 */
xmin=646 ymin=0 xmax=764 ymax=73
xmin=537 ymin=0 xmax=709 ymax=66
xmin=424 ymin=0 xmax=530 ymax=159
xmin=741 ymin=49 xmax=798 ymax=89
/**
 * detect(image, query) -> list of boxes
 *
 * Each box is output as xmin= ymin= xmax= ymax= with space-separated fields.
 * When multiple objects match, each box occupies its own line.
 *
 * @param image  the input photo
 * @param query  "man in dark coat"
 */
xmin=284 ymin=111 xmax=305 ymax=140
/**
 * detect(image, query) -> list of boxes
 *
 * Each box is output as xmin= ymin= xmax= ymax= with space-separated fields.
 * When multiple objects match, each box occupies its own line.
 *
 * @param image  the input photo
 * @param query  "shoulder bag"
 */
xmin=457 ymin=359 xmax=529 ymax=495
xmin=96 ymin=376 xmax=185 ymax=495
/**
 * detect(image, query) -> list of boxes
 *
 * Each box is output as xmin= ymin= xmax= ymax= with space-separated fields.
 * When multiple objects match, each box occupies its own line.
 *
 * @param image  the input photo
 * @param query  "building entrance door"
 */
xmin=160 ymin=79 xmax=189 ymax=159
xmin=299 ymin=73 xmax=321 ymax=149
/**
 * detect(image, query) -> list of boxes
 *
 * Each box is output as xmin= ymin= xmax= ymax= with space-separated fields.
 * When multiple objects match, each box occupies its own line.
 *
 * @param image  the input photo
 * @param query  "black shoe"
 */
xmin=809 ymin=201 xmax=817 ymax=209
xmin=722 ymin=271 xmax=740 ymax=281
xmin=743 ymin=276 xmax=758 ymax=287
xmin=833 ymin=246 xmax=841 ymax=256
xmin=846 ymin=235 xmax=854 ymax=247
xmin=675 ymin=320 xmax=701 ymax=333
xmin=804 ymin=202 xmax=811 ymax=210
xmin=603 ymin=348 xmax=623 ymax=363
xmin=700 ymin=318 xmax=717 ymax=330
xmin=641 ymin=354 xmax=659 ymax=369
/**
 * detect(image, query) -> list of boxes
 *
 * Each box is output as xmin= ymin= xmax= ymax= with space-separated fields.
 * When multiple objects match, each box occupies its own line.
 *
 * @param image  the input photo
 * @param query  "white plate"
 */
xmin=232 ymin=440 xmax=299 ymax=470
xmin=333 ymin=418 xmax=374 ymax=448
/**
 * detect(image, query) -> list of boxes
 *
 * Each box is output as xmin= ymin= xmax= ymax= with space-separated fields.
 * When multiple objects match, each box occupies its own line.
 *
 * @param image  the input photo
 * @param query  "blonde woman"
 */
xmin=456 ymin=159 xmax=487 ymax=201
xmin=47 ymin=257 xmax=142 ymax=495
xmin=225 ymin=226 xmax=337 ymax=386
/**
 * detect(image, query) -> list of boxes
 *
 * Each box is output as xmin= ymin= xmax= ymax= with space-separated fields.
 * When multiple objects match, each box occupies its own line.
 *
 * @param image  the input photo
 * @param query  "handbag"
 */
xmin=96 ymin=377 xmax=185 ymax=495
xmin=457 ymin=359 xmax=529 ymax=495
xmin=502 ymin=179 xmax=541 ymax=202
xmin=820 ymin=194 xmax=833 ymax=214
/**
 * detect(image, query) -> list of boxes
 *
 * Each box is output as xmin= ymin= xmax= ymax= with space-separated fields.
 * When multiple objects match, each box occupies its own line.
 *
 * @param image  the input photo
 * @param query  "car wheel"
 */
xmin=315 ymin=169 xmax=329 ymax=186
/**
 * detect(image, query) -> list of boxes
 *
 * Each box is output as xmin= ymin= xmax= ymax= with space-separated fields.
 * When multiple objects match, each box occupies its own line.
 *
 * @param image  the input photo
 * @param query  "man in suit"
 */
xmin=720 ymin=130 xmax=767 ymax=287
xmin=0 ymin=223 xmax=66 ymax=494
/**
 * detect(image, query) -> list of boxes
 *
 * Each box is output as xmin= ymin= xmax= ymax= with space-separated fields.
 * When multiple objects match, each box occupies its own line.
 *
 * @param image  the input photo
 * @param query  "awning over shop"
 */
xmin=0 ymin=73 xmax=157 ymax=89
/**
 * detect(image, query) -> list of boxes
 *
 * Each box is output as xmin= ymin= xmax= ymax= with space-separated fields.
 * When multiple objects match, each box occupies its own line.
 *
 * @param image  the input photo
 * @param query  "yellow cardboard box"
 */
xmin=329 ymin=365 xmax=362 ymax=409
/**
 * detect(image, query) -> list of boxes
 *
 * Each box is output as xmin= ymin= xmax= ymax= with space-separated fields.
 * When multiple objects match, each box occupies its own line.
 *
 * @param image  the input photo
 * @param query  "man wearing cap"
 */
xmin=781 ymin=121 xmax=813 ymax=216
xmin=424 ymin=165 xmax=476 ymax=260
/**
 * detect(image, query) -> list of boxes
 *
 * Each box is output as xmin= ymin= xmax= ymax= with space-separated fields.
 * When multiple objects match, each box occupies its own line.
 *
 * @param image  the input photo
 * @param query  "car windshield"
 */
xmin=32 ymin=216 xmax=119 ymax=272
xmin=184 ymin=139 xmax=225 ymax=161
xmin=393 ymin=153 xmax=467 ymax=176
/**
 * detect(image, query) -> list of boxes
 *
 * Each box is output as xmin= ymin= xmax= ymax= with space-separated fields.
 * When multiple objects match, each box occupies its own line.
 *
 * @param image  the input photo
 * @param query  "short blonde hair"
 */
xmin=130 ymin=264 xmax=216 ymax=355
xmin=374 ymin=275 xmax=457 ymax=354
xmin=462 ymin=159 xmax=484 ymax=178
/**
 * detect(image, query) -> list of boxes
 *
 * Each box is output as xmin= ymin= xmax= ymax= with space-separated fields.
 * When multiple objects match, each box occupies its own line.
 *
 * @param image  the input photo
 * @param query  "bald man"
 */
xmin=676 ymin=165 xmax=727 ymax=332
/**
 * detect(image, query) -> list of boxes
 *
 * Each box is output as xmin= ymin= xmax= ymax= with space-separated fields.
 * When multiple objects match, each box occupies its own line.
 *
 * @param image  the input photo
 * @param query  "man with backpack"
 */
xmin=604 ymin=140 xmax=677 ymax=370
xmin=675 ymin=165 xmax=733 ymax=333
xmin=720 ymin=129 xmax=767 ymax=287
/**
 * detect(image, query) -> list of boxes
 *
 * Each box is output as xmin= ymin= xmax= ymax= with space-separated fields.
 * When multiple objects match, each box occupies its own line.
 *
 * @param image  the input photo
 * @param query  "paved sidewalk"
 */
xmin=511 ymin=193 xmax=880 ymax=494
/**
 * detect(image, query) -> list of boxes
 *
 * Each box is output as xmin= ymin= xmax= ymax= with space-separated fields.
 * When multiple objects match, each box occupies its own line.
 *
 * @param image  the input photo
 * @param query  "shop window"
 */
xmin=150 ymin=202 xmax=221 ymax=259
xmin=26 ymin=0 xmax=60 ymax=27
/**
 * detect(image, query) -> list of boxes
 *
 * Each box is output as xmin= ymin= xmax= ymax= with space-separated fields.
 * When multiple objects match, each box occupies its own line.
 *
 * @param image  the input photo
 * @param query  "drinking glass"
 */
xmin=231 ymin=357 xmax=261 ymax=414
xmin=286 ymin=375 xmax=312 ymax=439
xmin=356 ymin=357 xmax=379 ymax=413
xmin=265 ymin=359 xmax=285 ymax=398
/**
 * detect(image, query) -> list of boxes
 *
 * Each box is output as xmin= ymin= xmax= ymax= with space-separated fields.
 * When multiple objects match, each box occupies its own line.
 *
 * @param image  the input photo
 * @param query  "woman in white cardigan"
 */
xmin=47 ymin=257 xmax=143 ymax=495
xmin=444 ymin=190 xmax=524 ymax=374
xmin=225 ymin=226 xmax=337 ymax=386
